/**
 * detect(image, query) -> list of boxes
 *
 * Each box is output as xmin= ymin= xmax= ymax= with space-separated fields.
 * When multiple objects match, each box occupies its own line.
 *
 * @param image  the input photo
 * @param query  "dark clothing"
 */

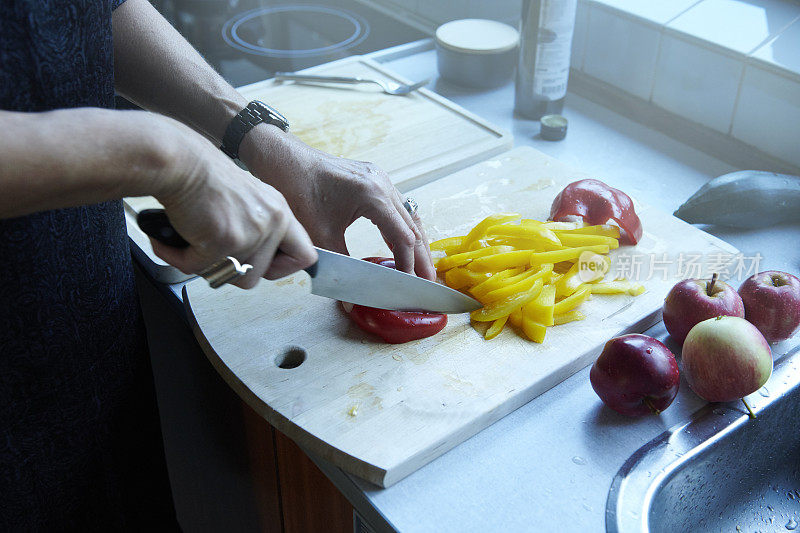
xmin=1 ymin=0 xmax=176 ymax=530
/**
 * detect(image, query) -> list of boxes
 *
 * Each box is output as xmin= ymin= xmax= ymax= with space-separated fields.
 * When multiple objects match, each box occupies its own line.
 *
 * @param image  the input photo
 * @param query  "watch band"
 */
xmin=220 ymin=100 xmax=289 ymax=159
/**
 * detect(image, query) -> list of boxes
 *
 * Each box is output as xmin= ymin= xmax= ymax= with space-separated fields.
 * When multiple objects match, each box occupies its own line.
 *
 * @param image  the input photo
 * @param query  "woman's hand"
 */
xmin=239 ymin=126 xmax=436 ymax=281
xmin=151 ymin=119 xmax=318 ymax=288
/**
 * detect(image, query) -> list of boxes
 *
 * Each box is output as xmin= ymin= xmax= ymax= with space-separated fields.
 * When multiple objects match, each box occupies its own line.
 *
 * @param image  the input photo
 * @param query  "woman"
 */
xmin=0 ymin=0 xmax=434 ymax=529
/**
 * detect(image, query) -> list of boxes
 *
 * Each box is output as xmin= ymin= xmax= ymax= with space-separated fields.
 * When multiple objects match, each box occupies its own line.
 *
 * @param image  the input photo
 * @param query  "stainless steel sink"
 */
xmin=607 ymin=345 xmax=800 ymax=532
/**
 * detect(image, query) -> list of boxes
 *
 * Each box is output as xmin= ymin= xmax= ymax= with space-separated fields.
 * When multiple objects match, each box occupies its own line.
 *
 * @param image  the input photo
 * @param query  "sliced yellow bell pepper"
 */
xmin=556 ymin=233 xmax=619 ymax=250
xmin=483 ymin=266 xmax=552 ymax=302
xmin=470 ymin=283 xmax=544 ymax=322
xmin=485 ymin=223 xmax=561 ymax=247
xmin=435 ymin=245 xmax=514 ymax=271
xmin=508 ymin=308 xmax=523 ymax=328
xmin=469 ymin=267 xmax=524 ymax=298
xmin=541 ymin=221 xmax=586 ymax=230
xmin=522 ymin=316 xmax=547 ymax=343
xmin=460 ymin=213 xmax=520 ymax=252
xmin=553 ymin=285 xmax=592 ymax=314
xmin=555 ymin=262 xmax=582 ymax=297
xmin=529 ymin=245 xmax=610 ymax=265
xmin=468 ymin=250 xmax=533 ymax=273
xmin=444 ymin=267 xmax=491 ymax=290
xmin=523 ymin=284 xmax=556 ymax=326
xmin=556 ymin=224 xmax=621 ymax=238
xmin=485 ymin=316 xmax=508 ymax=340
xmin=430 ymin=236 xmax=464 ymax=254
xmin=590 ymin=281 xmax=645 ymax=296
xmin=553 ymin=310 xmax=586 ymax=325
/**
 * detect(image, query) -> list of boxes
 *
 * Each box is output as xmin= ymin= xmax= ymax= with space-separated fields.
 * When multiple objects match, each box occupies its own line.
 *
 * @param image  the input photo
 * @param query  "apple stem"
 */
xmin=644 ymin=397 xmax=661 ymax=415
xmin=741 ymin=398 xmax=756 ymax=419
xmin=707 ymin=272 xmax=718 ymax=295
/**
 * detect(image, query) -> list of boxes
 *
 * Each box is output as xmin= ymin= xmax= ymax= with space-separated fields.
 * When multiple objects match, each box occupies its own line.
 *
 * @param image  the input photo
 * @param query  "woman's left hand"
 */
xmin=239 ymin=125 xmax=436 ymax=281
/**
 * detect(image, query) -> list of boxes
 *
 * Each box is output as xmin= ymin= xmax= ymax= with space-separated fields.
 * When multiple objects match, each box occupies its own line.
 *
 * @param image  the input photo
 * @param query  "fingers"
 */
xmin=391 ymin=193 xmax=436 ymax=281
xmin=364 ymin=199 xmax=417 ymax=275
xmin=264 ymin=217 xmax=318 ymax=280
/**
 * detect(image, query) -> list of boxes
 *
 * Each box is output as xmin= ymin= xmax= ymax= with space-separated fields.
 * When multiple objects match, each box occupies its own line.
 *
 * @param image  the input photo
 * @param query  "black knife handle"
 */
xmin=135 ymin=208 xmax=319 ymax=277
xmin=137 ymin=209 xmax=190 ymax=248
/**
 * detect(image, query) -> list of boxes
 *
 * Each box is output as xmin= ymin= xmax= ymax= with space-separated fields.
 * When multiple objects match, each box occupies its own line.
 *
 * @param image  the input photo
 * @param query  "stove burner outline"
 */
xmin=222 ymin=4 xmax=371 ymax=58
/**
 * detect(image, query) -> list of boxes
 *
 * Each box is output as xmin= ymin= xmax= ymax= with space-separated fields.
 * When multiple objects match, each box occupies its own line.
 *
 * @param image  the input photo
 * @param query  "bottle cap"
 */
xmin=540 ymin=114 xmax=568 ymax=141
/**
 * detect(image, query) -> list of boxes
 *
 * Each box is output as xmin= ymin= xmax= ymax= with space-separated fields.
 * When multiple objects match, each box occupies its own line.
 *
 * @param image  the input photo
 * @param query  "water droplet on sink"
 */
xmin=713 ymin=408 xmax=725 ymax=416
xmin=582 ymin=503 xmax=592 ymax=512
xmin=572 ymin=456 xmax=587 ymax=465
xmin=759 ymin=386 xmax=770 ymax=397
xmin=786 ymin=518 xmax=797 ymax=530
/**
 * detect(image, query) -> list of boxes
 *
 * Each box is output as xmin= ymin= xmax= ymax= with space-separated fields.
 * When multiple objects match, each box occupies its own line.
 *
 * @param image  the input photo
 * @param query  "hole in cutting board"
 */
xmin=275 ymin=346 xmax=307 ymax=369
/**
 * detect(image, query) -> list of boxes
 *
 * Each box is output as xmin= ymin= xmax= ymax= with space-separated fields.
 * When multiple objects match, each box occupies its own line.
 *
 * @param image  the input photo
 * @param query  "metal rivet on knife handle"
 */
xmin=199 ymin=256 xmax=253 ymax=289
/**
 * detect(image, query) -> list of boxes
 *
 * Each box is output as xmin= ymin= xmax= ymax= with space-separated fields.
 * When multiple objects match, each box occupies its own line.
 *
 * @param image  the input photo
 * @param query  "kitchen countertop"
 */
xmin=159 ymin=41 xmax=800 ymax=532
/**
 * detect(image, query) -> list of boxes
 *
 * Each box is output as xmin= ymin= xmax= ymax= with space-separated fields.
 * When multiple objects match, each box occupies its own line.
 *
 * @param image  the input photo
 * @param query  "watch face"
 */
xmin=253 ymin=100 xmax=289 ymax=130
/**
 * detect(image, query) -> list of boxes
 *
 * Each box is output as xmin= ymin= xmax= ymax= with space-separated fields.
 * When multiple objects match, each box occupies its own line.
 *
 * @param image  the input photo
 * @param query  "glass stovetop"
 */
xmin=166 ymin=0 xmax=428 ymax=87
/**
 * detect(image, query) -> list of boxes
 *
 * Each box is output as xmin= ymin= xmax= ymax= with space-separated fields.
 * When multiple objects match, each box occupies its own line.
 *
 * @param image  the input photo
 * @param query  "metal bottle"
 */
xmin=514 ymin=0 xmax=578 ymax=120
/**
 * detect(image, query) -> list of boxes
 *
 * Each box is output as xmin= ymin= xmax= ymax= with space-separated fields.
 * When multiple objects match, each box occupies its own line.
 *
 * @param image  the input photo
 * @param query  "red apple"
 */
xmin=682 ymin=316 xmax=772 ymax=405
xmin=738 ymin=270 xmax=800 ymax=343
xmin=590 ymin=334 xmax=680 ymax=416
xmin=662 ymin=273 xmax=745 ymax=346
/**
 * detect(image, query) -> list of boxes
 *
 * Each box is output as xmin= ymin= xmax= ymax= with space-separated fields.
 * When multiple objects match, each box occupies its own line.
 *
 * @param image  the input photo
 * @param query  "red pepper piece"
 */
xmin=549 ymin=179 xmax=643 ymax=245
xmin=344 ymin=257 xmax=447 ymax=344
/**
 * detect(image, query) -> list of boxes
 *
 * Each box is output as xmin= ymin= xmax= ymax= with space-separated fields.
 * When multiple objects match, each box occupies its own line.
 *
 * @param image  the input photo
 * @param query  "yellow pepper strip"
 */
xmin=541 ymin=221 xmax=586 ymax=230
xmin=555 ymin=262 xmax=582 ymax=297
xmin=436 ymin=245 xmax=514 ymax=271
xmin=529 ymin=245 xmax=610 ymax=265
xmin=467 ymin=239 xmax=493 ymax=251
xmin=469 ymin=267 xmax=524 ymax=298
xmin=468 ymin=250 xmax=533 ymax=273
xmin=553 ymin=310 xmax=587 ymax=325
xmin=556 ymin=224 xmax=621 ymax=239
xmin=470 ymin=283 xmax=544 ymax=322
xmin=482 ymin=277 xmax=544 ymax=305
xmin=590 ymin=281 xmax=646 ymax=296
xmin=485 ymin=223 xmax=561 ymax=247
xmin=483 ymin=267 xmax=552 ymax=302
xmin=553 ymin=285 xmax=592 ymax=314
xmin=523 ymin=284 xmax=556 ymax=326
xmin=522 ymin=316 xmax=547 ymax=343
xmin=430 ymin=236 xmax=464 ymax=254
xmin=508 ymin=308 xmax=523 ymax=328
xmin=460 ymin=213 xmax=521 ymax=252
xmin=521 ymin=219 xmax=543 ymax=226
xmin=556 ymin=233 xmax=619 ymax=250
xmin=484 ymin=316 xmax=508 ymax=340
xmin=444 ymin=267 xmax=491 ymax=290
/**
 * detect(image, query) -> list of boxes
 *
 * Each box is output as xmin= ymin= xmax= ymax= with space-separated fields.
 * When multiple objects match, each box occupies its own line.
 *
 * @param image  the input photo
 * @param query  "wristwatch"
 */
xmin=220 ymin=100 xmax=290 ymax=159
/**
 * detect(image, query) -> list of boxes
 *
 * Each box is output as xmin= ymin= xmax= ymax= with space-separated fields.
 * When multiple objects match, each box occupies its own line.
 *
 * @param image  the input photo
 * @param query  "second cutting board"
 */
xmin=184 ymin=146 xmax=738 ymax=487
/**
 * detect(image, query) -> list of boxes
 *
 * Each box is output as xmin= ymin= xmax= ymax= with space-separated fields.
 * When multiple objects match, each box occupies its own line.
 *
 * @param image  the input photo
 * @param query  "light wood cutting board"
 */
xmin=184 ymin=146 xmax=738 ymax=487
xmin=237 ymin=56 xmax=512 ymax=191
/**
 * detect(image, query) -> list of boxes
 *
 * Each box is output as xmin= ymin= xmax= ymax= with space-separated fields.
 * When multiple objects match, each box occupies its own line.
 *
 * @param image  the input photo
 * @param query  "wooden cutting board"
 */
xmin=184 ymin=146 xmax=738 ymax=487
xmin=237 ymin=56 xmax=512 ymax=191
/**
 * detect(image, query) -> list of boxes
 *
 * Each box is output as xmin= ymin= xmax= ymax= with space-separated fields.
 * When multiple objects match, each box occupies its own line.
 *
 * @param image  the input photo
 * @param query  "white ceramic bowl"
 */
xmin=435 ymin=19 xmax=519 ymax=89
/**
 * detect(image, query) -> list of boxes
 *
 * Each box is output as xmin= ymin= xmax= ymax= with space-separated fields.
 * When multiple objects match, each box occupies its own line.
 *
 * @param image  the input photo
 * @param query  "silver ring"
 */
xmin=403 ymin=197 xmax=418 ymax=218
xmin=198 ymin=256 xmax=253 ymax=289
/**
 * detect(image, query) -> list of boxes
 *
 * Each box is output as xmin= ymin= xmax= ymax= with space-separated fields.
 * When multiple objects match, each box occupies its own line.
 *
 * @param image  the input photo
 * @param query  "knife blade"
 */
xmin=136 ymin=209 xmax=481 ymax=314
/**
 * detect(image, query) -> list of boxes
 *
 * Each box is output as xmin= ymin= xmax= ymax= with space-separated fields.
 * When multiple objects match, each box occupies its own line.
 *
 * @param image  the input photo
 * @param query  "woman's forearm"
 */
xmin=0 ymin=108 xmax=182 ymax=219
xmin=112 ymin=0 xmax=246 ymax=146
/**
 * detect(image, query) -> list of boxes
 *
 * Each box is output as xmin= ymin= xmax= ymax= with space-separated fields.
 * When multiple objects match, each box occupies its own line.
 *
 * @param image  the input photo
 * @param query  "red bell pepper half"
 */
xmin=549 ymin=179 xmax=643 ymax=245
xmin=343 ymin=257 xmax=447 ymax=344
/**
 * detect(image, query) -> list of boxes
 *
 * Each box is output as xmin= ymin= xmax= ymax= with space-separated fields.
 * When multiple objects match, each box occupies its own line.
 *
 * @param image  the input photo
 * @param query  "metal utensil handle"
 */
xmin=273 ymin=72 xmax=366 ymax=85
xmin=135 ymin=208 xmax=318 ymax=278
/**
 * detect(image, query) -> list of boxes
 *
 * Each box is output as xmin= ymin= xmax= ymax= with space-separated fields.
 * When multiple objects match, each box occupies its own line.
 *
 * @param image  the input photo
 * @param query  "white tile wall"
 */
xmin=731 ymin=64 xmax=800 ymax=167
xmin=591 ymin=0 xmax=701 ymax=25
xmin=651 ymin=33 xmax=744 ymax=133
xmin=751 ymin=17 xmax=800 ymax=75
xmin=667 ymin=0 xmax=800 ymax=54
xmin=582 ymin=5 xmax=662 ymax=99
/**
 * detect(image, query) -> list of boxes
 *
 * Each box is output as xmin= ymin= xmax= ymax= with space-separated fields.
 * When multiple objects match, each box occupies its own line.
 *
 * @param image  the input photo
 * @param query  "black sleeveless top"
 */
xmin=1 ymin=0 xmax=175 ymax=529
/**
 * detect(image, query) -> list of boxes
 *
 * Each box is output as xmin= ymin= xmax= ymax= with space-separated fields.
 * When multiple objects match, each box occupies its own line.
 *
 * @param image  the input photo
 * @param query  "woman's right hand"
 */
xmin=150 ymin=118 xmax=318 ymax=289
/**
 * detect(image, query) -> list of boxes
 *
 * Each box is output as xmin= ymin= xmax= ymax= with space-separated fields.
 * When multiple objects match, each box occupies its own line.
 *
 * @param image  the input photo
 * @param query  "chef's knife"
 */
xmin=136 ymin=209 xmax=482 ymax=314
